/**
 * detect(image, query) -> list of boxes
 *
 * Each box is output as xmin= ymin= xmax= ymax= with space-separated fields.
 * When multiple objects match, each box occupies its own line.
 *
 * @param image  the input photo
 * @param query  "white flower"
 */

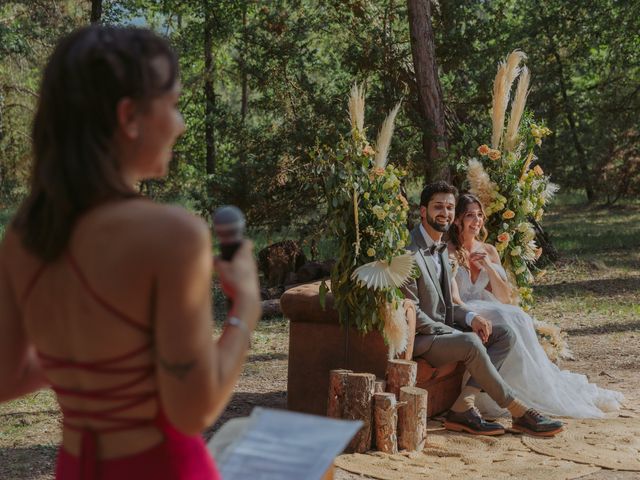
xmin=522 ymin=199 xmax=534 ymax=214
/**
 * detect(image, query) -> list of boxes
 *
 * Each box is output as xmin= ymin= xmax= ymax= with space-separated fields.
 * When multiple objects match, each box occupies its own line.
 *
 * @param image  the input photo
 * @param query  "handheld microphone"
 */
xmin=212 ymin=205 xmax=246 ymax=261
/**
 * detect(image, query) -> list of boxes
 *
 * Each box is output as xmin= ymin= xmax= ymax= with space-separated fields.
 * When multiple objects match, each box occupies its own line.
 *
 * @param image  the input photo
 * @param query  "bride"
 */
xmin=447 ymin=193 xmax=624 ymax=418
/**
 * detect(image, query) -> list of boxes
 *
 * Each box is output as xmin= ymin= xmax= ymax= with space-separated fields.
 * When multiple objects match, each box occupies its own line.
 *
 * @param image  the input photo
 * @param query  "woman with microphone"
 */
xmin=0 ymin=25 xmax=260 ymax=479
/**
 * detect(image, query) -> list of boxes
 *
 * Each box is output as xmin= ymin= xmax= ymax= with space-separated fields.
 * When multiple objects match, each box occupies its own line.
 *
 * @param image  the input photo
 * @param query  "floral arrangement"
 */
xmin=533 ymin=319 xmax=574 ymax=363
xmin=466 ymin=50 xmax=558 ymax=309
xmin=317 ymin=84 xmax=412 ymax=356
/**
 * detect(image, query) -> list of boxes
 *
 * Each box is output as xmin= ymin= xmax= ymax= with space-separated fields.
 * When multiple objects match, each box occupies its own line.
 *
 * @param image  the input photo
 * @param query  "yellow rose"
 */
xmin=367 ymin=248 xmax=376 ymax=257
xmin=510 ymin=246 xmax=522 ymax=256
xmin=363 ymin=192 xmax=370 ymax=200
xmin=533 ymin=165 xmax=544 ymax=176
xmin=502 ymin=210 xmax=515 ymax=220
xmin=477 ymin=144 xmax=490 ymax=156
xmin=488 ymin=149 xmax=501 ymax=161
xmin=371 ymin=205 xmax=387 ymax=220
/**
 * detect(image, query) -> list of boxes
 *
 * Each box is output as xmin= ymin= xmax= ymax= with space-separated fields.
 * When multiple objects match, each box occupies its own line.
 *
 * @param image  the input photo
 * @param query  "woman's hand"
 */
xmin=213 ymin=240 xmax=261 ymax=328
xmin=469 ymin=250 xmax=488 ymax=270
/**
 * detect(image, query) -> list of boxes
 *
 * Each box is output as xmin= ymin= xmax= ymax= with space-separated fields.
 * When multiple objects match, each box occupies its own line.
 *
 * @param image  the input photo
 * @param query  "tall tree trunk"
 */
xmin=406 ymin=0 xmax=449 ymax=181
xmin=544 ymin=28 xmax=595 ymax=202
xmin=90 ymin=0 xmax=102 ymax=24
xmin=240 ymin=4 xmax=249 ymax=125
xmin=204 ymin=4 xmax=216 ymax=176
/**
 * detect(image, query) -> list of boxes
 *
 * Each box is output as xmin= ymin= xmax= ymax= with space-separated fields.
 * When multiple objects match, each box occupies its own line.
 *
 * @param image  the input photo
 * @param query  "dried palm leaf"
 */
xmin=351 ymin=253 xmax=414 ymax=290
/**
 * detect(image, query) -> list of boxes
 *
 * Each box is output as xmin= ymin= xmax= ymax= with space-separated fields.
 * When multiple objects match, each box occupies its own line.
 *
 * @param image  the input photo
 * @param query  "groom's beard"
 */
xmin=426 ymin=213 xmax=451 ymax=233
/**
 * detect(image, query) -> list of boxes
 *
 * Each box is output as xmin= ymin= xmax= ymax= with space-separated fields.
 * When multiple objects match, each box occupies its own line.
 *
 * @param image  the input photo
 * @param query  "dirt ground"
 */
xmin=206 ymin=255 xmax=640 ymax=480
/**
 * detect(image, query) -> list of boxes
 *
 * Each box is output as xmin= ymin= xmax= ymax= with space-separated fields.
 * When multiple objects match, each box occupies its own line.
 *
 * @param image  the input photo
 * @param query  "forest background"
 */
xmin=1 ymin=0 xmax=639 ymax=248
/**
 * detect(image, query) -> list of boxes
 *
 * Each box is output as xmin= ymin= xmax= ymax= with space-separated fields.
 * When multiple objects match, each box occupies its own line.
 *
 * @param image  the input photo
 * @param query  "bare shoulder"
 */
xmin=127 ymin=200 xmax=210 ymax=251
xmin=88 ymin=199 xmax=211 ymax=263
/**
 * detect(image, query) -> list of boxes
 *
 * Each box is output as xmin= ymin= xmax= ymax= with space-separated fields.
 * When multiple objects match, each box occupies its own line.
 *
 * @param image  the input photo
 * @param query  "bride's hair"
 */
xmin=448 ymin=194 xmax=488 ymax=270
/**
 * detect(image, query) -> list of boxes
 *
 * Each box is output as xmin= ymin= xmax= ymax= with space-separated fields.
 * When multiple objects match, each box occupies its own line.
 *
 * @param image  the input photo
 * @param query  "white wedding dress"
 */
xmin=455 ymin=263 xmax=624 ymax=418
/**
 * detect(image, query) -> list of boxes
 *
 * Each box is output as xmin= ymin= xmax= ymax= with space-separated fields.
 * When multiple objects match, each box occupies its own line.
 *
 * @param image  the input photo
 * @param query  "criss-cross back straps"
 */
xmin=65 ymin=251 xmax=151 ymax=333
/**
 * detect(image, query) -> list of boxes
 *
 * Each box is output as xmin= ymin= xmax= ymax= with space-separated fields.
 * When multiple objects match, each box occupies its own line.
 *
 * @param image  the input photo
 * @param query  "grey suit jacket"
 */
xmin=401 ymin=225 xmax=472 ymax=345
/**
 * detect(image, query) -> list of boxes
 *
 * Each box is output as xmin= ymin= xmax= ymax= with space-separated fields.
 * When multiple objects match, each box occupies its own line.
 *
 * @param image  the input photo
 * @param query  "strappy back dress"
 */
xmin=25 ymin=253 xmax=221 ymax=480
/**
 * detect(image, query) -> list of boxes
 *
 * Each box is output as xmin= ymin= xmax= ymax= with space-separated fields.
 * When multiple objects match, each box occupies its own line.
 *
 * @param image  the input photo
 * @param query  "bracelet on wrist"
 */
xmin=224 ymin=316 xmax=251 ymax=342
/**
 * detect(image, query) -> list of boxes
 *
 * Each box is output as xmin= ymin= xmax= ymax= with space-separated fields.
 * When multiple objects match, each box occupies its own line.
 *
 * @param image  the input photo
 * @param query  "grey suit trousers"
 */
xmin=413 ymin=324 xmax=516 ymax=408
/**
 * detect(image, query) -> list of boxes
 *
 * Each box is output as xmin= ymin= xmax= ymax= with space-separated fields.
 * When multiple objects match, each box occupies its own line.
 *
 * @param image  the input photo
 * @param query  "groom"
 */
xmin=402 ymin=181 xmax=563 ymax=436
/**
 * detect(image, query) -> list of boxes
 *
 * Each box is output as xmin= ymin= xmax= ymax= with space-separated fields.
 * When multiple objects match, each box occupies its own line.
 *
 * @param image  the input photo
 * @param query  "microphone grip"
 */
xmin=220 ymin=241 xmax=242 ymax=261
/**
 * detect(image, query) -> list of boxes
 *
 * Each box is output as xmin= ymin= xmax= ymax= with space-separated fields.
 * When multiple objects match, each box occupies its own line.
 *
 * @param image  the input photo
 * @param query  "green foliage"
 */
xmin=1 ymin=0 xmax=638 ymax=232
xmin=317 ymin=101 xmax=409 ymax=334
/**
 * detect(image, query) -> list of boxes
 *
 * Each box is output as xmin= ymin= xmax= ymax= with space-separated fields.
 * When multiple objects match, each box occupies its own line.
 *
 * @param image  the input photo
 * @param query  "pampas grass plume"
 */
xmin=348 ymin=83 xmax=365 ymax=136
xmin=491 ymin=50 xmax=527 ymax=149
xmin=374 ymin=102 xmax=401 ymax=168
xmin=383 ymin=302 xmax=408 ymax=359
xmin=467 ymin=159 xmax=497 ymax=209
xmin=505 ymin=66 xmax=530 ymax=152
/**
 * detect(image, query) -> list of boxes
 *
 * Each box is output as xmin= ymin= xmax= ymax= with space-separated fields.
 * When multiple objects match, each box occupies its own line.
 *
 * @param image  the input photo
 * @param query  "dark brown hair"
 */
xmin=419 ymin=181 xmax=458 ymax=207
xmin=13 ymin=25 xmax=179 ymax=261
xmin=449 ymin=193 xmax=488 ymax=270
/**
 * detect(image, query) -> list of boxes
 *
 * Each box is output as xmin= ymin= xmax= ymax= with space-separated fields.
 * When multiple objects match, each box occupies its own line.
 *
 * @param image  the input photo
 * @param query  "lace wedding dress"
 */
xmin=455 ymin=263 xmax=624 ymax=418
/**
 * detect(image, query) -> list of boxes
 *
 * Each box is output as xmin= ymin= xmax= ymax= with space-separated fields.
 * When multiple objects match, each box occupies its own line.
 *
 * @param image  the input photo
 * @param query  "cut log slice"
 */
xmin=398 ymin=386 xmax=427 ymax=452
xmin=374 ymin=392 xmax=398 ymax=454
xmin=327 ymin=369 xmax=353 ymax=418
xmin=343 ymin=373 xmax=376 ymax=453
xmin=386 ymin=359 xmax=417 ymax=398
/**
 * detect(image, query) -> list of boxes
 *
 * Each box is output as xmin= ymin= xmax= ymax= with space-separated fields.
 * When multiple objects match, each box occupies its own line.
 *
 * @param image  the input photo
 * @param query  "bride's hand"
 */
xmin=471 ymin=315 xmax=492 ymax=343
xmin=470 ymin=251 xmax=488 ymax=270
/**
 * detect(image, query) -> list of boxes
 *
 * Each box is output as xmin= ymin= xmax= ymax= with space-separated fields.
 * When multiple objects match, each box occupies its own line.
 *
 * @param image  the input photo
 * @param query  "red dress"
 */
xmin=27 ymin=253 xmax=221 ymax=480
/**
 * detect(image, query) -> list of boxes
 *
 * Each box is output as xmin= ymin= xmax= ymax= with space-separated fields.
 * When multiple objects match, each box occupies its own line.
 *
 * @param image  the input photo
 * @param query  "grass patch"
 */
xmin=543 ymin=201 xmax=640 ymax=255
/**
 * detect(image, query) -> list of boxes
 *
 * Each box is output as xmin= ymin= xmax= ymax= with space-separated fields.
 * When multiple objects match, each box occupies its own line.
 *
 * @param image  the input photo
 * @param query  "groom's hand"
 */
xmin=471 ymin=315 xmax=492 ymax=343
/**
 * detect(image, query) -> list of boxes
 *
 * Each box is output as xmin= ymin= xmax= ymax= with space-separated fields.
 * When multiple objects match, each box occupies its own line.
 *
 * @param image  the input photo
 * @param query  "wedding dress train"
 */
xmin=455 ymin=263 xmax=624 ymax=418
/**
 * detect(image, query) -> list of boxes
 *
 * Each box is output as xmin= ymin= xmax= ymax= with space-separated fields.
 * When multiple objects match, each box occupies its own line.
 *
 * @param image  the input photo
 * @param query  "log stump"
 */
xmin=343 ymin=373 xmax=376 ymax=453
xmin=398 ymin=386 xmax=427 ymax=452
xmin=327 ymin=369 xmax=352 ymax=418
xmin=374 ymin=392 xmax=399 ymax=454
xmin=386 ymin=359 xmax=417 ymax=398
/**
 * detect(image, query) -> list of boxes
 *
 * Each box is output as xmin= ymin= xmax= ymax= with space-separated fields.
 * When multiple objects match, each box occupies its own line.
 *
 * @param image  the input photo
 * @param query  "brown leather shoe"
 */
xmin=444 ymin=407 xmax=505 ymax=436
xmin=511 ymin=409 xmax=564 ymax=437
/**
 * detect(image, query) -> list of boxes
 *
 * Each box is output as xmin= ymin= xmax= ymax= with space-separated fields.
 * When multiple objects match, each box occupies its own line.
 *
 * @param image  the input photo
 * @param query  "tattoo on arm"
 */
xmin=158 ymin=356 xmax=196 ymax=381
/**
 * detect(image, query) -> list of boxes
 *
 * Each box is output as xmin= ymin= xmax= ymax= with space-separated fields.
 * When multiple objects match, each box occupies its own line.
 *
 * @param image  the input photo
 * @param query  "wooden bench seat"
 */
xmin=281 ymin=282 xmax=464 ymax=418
